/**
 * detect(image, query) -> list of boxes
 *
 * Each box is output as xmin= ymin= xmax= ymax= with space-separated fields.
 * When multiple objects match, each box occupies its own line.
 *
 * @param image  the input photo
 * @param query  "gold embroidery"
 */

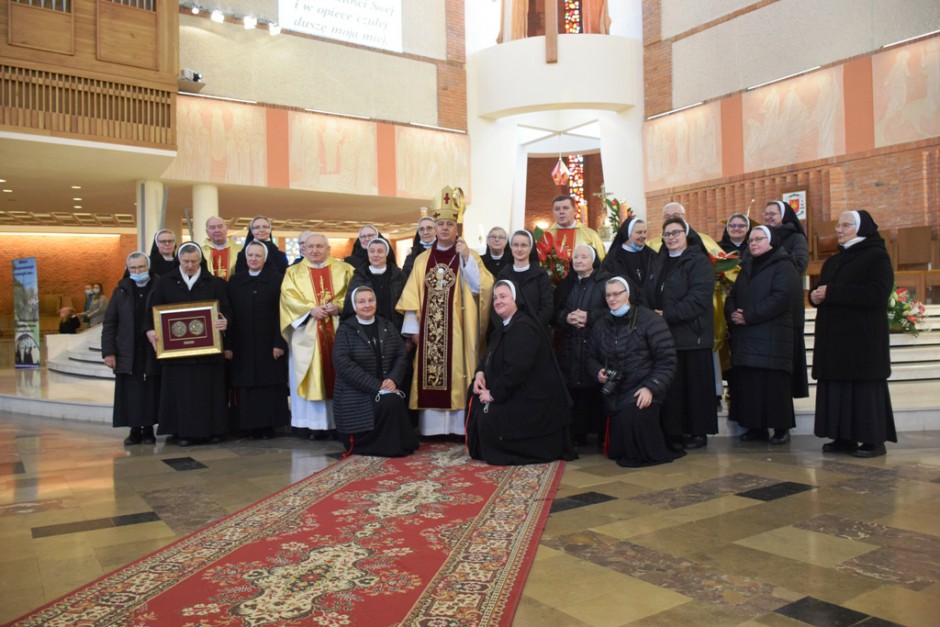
xmin=421 ymin=263 xmax=456 ymax=391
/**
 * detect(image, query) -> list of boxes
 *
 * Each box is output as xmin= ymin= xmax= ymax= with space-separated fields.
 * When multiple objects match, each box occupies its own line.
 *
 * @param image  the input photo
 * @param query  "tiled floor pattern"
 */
xmin=1 ymin=414 xmax=938 ymax=626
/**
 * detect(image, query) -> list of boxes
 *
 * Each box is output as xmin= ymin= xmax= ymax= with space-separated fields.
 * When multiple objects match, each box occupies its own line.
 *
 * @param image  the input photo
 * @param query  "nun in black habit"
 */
xmin=102 ymin=251 xmax=160 ymax=445
xmin=233 ymin=216 xmax=289 ymax=275
xmin=494 ymin=229 xmax=554 ymax=328
xmin=227 ymin=240 xmax=290 ymax=439
xmin=718 ymin=212 xmax=752 ymax=257
xmin=343 ymin=224 xmax=397 ymax=272
xmin=764 ymin=200 xmax=810 ymax=399
xmin=586 ymin=276 xmax=684 ymax=467
xmin=145 ymin=242 xmax=233 ymax=446
xmin=149 ymin=229 xmax=179 ymax=277
xmin=553 ymin=244 xmax=609 ymax=446
xmin=341 ymin=237 xmax=405 ymax=330
xmin=467 ymin=280 xmax=577 ymax=466
xmin=481 ymin=226 xmax=510 ymax=278
xmin=332 ymin=286 xmax=418 ymax=457
xmin=810 ymin=210 xmax=896 ymax=458
xmin=602 ymin=216 xmax=654 ymax=291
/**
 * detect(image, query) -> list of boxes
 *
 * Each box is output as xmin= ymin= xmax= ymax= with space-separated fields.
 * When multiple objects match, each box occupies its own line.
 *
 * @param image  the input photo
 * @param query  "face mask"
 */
xmin=611 ymin=303 xmax=630 ymax=317
xmin=129 ymin=273 xmax=149 ymax=283
xmin=626 ymin=241 xmax=644 ymax=252
xmin=84 ymin=289 xmax=93 ymax=295
xmin=93 ymin=287 xmax=101 ymax=294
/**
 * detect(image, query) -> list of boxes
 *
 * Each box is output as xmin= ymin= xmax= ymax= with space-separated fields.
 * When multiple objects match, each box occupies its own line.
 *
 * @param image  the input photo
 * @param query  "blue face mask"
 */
xmin=611 ymin=303 xmax=630 ymax=317
xmin=130 ymin=273 xmax=149 ymax=284
xmin=626 ymin=241 xmax=644 ymax=252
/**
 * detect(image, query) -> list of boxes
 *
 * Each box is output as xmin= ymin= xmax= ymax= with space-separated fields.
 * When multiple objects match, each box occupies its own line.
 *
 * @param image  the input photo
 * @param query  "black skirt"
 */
xmin=660 ymin=348 xmax=718 ymax=436
xmin=157 ymin=363 xmax=228 ymax=438
xmin=466 ymin=395 xmax=577 ymax=466
xmin=112 ymin=372 xmax=159 ymax=428
xmin=728 ymin=367 xmax=795 ymax=430
xmin=340 ymin=393 xmax=418 ymax=458
xmin=236 ymin=385 xmax=290 ymax=430
xmin=606 ymin=401 xmax=685 ymax=468
xmin=814 ymin=379 xmax=897 ymax=444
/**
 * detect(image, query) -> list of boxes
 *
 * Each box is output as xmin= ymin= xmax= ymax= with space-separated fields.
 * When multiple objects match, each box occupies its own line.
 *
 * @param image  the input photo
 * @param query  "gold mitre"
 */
xmin=430 ymin=186 xmax=465 ymax=223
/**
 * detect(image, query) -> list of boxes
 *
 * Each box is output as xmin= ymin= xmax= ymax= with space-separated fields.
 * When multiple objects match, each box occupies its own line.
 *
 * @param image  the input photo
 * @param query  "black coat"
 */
xmin=811 ymin=237 xmax=893 ymax=381
xmin=586 ymin=306 xmax=677 ymax=411
xmin=476 ymin=313 xmax=571 ymax=440
xmin=775 ymin=223 xmax=810 ymax=396
xmin=341 ymin=264 xmax=406 ymax=330
xmin=775 ymin=223 xmax=809 ymax=274
xmin=724 ymin=246 xmax=800 ymax=373
xmin=644 ymin=248 xmax=714 ymax=350
xmin=496 ymin=265 xmax=554 ymax=327
xmin=101 ymin=276 xmax=159 ymax=376
xmin=553 ymin=270 xmax=609 ymax=388
xmin=333 ymin=317 xmax=408 ymax=433
xmin=145 ymin=268 xmax=233 ymax=363
xmin=226 ymin=268 xmax=288 ymax=387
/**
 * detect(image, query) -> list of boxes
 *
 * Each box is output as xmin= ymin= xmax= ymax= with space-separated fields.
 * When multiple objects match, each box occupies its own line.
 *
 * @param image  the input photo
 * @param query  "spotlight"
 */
xmin=210 ymin=9 xmax=224 ymax=23
xmin=269 ymin=22 xmax=281 ymax=36
xmin=243 ymin=15 xmax=257 ymax=29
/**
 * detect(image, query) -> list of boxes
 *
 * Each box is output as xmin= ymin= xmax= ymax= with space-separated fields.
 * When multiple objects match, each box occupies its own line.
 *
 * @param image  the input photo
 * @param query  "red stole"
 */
xmin=210 ymin=248 xmax=231 ymax=279
xmin=308 ymin=266 xmax=337 ymax=398
xmin=417 ymin=247 xmax=460 ymax=408
xmin=554 ymin=228 xmax=576 ymax=256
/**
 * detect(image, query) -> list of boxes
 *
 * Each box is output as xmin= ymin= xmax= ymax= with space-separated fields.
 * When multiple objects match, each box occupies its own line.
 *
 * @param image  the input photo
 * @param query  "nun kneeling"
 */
xmin=586 ymin=277 xmax=685 ymax=467
xmin=332 ymin=286 xmax=418 ymax=457
xmin=467 ymin=280 xmax=578 ymax=465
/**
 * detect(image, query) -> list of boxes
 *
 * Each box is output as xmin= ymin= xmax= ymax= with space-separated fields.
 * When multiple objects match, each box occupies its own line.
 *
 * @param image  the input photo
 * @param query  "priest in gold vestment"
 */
xmin=201 ymin=216 xmax=242 ymax=280
xmin=280 ymin=233 xmax=354 ymax=433
xmin=546 ymin=194 xmax=607 ymax=265
xmin=397 ymin=187 xmax=494 ymax=436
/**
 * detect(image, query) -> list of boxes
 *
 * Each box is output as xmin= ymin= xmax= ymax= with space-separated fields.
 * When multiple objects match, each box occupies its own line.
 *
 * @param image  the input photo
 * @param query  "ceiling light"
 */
xmin=210 ymin=9 xmax=224 ymax=23
xmin=71 ymin=185 xmax=82 ymax=189
xmin=0 ymin=179 xmax=6 ymax=183
xmin=243 ymin=15 xmax=257 ymax=29
xmin=269 ymin=22 xmax=281 ymax=35
xmin=2 ymin=189 xmax=12 ymax=193
xmin=72 ymin=197 xmax=82 ymax=201
xmin=73 ymin=205 xmax=82 ymax=209
xmin=191 ymin=4 xmax=200 ymax=14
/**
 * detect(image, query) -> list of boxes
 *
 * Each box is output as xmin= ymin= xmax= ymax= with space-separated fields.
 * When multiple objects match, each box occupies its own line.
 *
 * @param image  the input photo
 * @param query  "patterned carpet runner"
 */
xmin=11 ymin=444 xmax=565 ymax=626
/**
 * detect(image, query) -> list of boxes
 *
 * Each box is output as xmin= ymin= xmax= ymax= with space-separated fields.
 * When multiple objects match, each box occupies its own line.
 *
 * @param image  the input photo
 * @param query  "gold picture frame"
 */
xmin=152 ymin=300 xmax=222 ymax=359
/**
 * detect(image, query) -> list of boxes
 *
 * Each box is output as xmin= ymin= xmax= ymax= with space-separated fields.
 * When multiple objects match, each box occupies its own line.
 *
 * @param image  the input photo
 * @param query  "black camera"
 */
xmin=601 ymin=369 xmax=623 ymax=396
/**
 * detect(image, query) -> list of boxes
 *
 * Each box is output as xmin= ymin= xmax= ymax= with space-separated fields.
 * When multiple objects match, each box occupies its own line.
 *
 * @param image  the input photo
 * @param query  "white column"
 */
xmin=598 ymin=108 xmax=647 ymax=220
xmin=135 ymin=180 xmax=166 ymax=252
xmin=191 ymin=184 xmax=219 ymax=246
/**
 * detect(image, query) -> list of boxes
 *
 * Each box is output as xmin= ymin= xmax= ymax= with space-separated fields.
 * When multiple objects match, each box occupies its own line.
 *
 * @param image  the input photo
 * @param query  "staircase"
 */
xmin=46 ymin=325 xmax=114 ymax=379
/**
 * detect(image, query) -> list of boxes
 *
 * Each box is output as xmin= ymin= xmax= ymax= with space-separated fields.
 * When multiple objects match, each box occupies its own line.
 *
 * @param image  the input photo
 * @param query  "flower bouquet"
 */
xmin=533 ymin=227 xmax=571 ymax=286
xmin=707 ymin=250 xmax=741 ymax=295
xmin=887 ymin=285 xmax=927 ymax=336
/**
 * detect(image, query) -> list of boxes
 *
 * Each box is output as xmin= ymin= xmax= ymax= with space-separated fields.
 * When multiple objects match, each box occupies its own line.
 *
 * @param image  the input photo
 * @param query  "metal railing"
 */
xmin=12 ymin=0 xmax=71 ymax=11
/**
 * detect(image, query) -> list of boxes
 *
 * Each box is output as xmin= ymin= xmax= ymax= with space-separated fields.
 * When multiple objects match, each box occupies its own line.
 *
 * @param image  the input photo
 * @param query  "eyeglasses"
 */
xmin=749 ymin=236 xmax=768 ymax=243
xmin=157 ymin=239 xmax=175 ymax=245
xmin=605 ymin=290 xmax=628 ymax=299
xmin=663 ymin=230 xmax=685 ymax=238
xmin=728 ymin=223 xmax=748 ymax=229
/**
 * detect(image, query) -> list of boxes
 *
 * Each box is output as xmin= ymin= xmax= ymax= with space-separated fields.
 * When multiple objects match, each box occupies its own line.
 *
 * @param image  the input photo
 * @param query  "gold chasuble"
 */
xmin=396 ymin=248 xmax=493 ymax=411
xmin=279 ymin=257 xmax=353 ymax=401
xmin=201 ymin=239 xmax=241 ymax=280
xmin=547 ymin=223 xmax=607 ymax=261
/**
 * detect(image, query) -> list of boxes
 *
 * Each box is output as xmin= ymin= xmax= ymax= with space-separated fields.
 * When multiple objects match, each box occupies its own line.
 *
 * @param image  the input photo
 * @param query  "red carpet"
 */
xmin=11 ymin=444 xmax=565 ymax=626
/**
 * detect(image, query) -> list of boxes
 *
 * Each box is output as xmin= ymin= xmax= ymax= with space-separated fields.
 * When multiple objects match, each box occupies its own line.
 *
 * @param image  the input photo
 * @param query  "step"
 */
xmin=68 ymin=349 xmax=105 ymax=364
xmin=804 ymin=361 xmax=940 ymax=383
xmin=46 ymin=357 xmax=114 ymax=379
xmin=806 ymin=346 xmax=940 ymax=366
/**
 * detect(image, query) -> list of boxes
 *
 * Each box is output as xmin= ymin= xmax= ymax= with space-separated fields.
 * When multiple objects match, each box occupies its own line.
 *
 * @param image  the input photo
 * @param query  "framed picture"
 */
xmin=782 ymin=190 xmax=807 ymax=221
xmin=152 ymin=300 xmax=222 ymax=359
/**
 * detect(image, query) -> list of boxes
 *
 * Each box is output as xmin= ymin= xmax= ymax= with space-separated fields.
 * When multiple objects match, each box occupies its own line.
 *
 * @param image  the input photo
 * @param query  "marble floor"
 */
xmin=1 ymin=414 xmax=939 ymax=626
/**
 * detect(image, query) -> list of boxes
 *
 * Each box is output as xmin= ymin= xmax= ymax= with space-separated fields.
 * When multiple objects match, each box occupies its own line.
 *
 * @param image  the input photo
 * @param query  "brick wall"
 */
xmin=439 ymin=0 xmax=467 ymax=131
xmin=642 ymin=0 xmax=671 ymax=116
xmin=0 ymin=234 xmax=137 ymax=317
xmin=646 ymin=139 xmax=940 ymax=247
xmin=525 ymin=153 xmax=605 ymax=231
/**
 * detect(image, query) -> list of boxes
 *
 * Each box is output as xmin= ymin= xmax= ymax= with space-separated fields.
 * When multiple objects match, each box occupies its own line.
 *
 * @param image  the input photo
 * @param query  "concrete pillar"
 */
xmin=135 ymin=180 xmax=166 ymax=253
xmin=191 ymin=184 xmax=219 ymax=246
xmin=598 ymin=108 xmax=647 ymax=220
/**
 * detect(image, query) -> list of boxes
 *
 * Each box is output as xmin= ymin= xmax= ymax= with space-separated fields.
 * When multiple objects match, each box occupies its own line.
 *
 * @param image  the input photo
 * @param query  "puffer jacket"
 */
xmin=644 ymin=248 xmax=714 ymax=350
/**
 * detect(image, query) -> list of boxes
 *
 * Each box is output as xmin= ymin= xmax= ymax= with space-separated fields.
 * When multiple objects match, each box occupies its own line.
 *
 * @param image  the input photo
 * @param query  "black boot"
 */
xmin=140 ymin=426 xmax=156 ymax=444
xmin=123 ymin=427 xmax=142 ymax=446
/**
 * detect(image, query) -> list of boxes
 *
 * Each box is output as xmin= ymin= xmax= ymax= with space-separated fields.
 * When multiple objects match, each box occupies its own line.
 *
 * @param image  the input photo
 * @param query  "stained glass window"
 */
xmin=567 ymin=154 xmax=585 ymax=221
xmin=563 ymin=0 xmax=582 ymax=34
